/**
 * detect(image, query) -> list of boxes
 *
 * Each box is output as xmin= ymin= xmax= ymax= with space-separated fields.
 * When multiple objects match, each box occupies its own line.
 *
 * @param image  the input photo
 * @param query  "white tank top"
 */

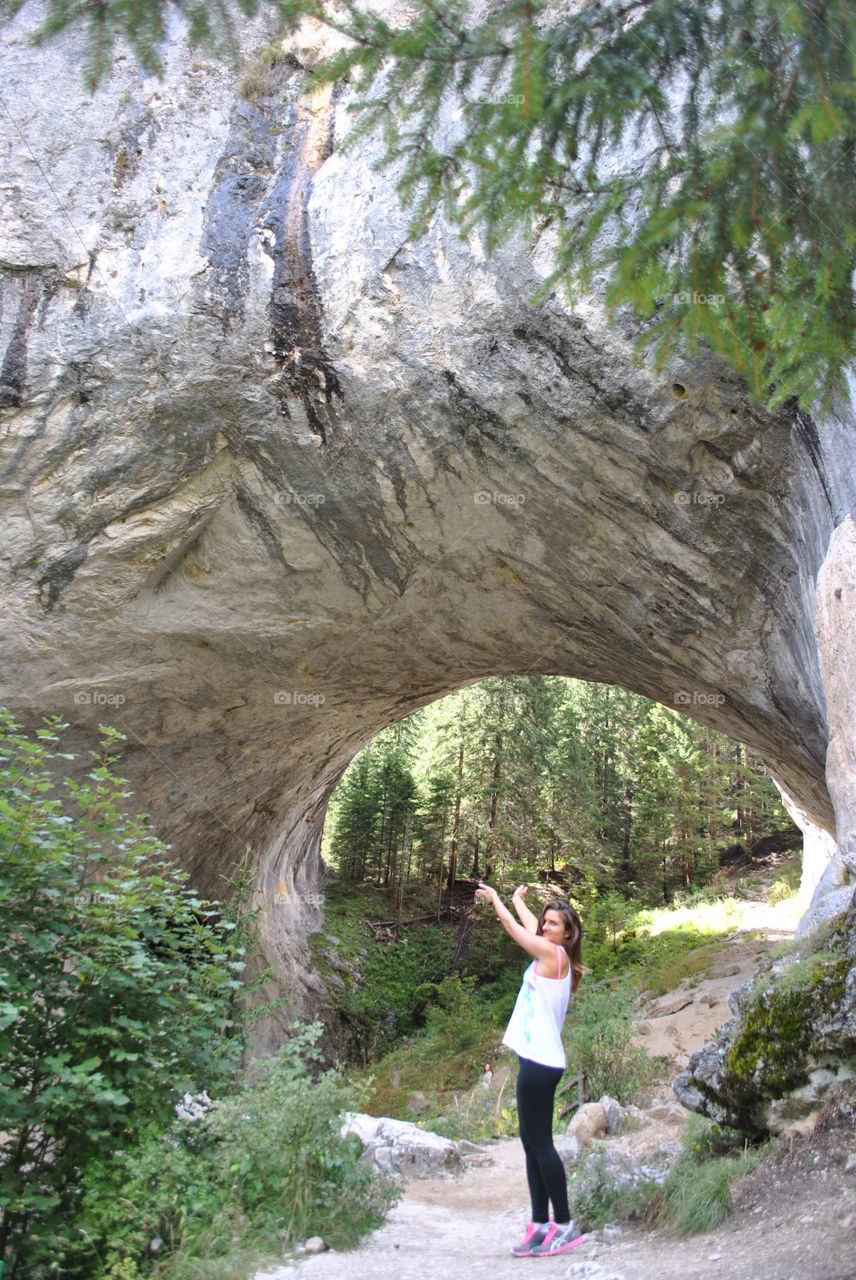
xmin=501 ymin=944 xmax=572 ymax=1069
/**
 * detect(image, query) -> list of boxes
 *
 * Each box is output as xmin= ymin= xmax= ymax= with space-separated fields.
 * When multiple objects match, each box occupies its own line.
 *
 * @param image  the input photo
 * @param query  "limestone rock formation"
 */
xmin=340 ymin=1112 xmax=461 ymax=1178
xmin=1 ymin=5 xmax=855 ymax=1088
xmin=673 ymin=903 xmax=856 ymax=1133
xmin=675 ymin=519 xmax=856 ymax=1130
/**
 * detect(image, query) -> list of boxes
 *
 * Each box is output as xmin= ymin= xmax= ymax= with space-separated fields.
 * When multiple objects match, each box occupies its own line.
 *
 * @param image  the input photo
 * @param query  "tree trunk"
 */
xmin=484 ymin=684 xmax=505 ymax=881
xmin=447 ymin=741 xmax=464 ymax=892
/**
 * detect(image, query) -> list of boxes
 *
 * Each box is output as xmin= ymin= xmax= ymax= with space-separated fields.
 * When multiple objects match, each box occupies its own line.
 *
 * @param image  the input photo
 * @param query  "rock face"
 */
xmin=675 ymin=518 xmax=856 ymax=1130
xmin=1 ymin=6 xmax=855 ymax=1070
xmin=673 ymin=904 xmax=856 ymax=1133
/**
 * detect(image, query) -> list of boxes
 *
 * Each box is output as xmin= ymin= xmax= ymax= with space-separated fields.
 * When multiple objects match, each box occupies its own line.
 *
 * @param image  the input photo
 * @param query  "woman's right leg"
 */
xmin=516 ymin=1056 xmax=551 ymax=1223
xmin=516 ymin=1055 xmax=570 ymax=1224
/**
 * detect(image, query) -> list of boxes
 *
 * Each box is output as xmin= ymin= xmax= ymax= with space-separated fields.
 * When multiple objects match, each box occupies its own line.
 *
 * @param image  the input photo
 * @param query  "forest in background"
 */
xmin=322 ymin=676 xmax=800 ymax=926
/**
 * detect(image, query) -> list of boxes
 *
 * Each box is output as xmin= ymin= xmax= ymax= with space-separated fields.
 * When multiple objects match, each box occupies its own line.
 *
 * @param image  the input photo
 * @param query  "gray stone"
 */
xmin=570 ymin=1103 xmax=607 ymax=1143
xmin=556 ymin=1132 xmax=581 ymax=1163
xmin=646 ymin=1102 xmax=686 ymax=1125
xmin=817 ymin=517 xmax=856 ymax=881
xmin=302 ymin=1237 xmax=327 ymax=1255
xmin=340 ymin=1112 xmax=461 ymax=1178
xmin=598 ymin=1095 xmax=624 ymax=1135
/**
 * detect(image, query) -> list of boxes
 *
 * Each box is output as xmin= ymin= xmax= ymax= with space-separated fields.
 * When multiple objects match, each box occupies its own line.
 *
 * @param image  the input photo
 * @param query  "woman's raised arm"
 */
xmin=475 ymin=883 xmax=556 ymax=965
xmin=511 ymin=884 xmax=539 ymax=933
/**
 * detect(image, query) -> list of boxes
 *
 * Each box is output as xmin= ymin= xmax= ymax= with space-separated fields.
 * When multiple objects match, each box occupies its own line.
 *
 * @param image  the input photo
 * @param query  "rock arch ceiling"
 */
xmin=1 ymin=12 xmax=855 ymax=1042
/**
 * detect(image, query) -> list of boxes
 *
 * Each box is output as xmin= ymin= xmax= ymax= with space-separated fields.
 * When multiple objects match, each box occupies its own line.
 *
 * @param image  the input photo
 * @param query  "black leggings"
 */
xmin=516 ymin=1055 xmax=570 ymax=1224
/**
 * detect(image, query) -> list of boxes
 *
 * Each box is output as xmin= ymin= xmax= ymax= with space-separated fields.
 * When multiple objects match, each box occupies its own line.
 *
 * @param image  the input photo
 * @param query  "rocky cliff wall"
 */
xmin=1 ymin=8 xmax=855 ymax=1054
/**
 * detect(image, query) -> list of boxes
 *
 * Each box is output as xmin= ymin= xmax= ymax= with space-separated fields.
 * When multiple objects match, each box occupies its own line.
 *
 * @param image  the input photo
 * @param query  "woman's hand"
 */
xmin=475 ymin=881 xmax=499 ymax=905
xmin=512 ymin=884 xmax=527 ymax=902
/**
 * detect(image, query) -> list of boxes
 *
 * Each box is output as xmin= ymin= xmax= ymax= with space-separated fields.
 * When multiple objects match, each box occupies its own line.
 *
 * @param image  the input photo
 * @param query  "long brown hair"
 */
xmin=536 ymin=899 xmax=583 ymax=993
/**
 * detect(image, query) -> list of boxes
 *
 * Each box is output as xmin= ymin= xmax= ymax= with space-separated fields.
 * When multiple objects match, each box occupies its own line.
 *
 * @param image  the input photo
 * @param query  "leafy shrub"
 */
xmin=0 ymin=712 xmax=270 ymax=1277
xmin=319 ymin=900 xmax=459 ymax=1058
xmin=75 ymin=1023 xmax=397 ymax=1276
xmin=682 ymin=1111 xmax=750 ymax=1161
xmin=563 ymin=984 xmax=657 ymax=1104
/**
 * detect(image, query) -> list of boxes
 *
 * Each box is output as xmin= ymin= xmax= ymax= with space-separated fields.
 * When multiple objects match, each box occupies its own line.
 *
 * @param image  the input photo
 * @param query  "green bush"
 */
xmin=317 ymin=891 xmax=459 ymax=1059
xmin=0 ymin=711 xmax=269 ymax=1276
xmin=75 ymin=1023 xmax=397 ymax=1276
xmin=563 ymin=984 xmax=658 ymax=1104
xmin=660 ymin=1151 xmax=734 ymax=1235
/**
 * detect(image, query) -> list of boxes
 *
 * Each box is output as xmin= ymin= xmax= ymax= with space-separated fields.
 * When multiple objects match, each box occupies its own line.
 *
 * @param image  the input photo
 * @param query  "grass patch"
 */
xmin=768 ymin=852 xmax=803 ymax=904
xmin=653 ymin=1114 xmax=766 ymax=1237
xmin=354 ymin=974 xmax=504 ymax=1130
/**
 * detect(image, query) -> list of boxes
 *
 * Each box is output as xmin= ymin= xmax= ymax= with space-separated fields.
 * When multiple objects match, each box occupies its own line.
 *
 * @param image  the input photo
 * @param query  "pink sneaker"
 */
xmin=511 ymin=1221 xmax=550 ymax=1256
xmin=531 ymin=1221 xmax=585 ymax=1256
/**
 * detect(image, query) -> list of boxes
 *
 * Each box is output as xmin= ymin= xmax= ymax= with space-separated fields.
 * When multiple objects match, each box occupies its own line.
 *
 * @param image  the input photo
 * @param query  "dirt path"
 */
xmin=255 ymin=900 xmax=856 ymax=1280
xmin=256 ymin=1123 xmax=856 ymax=1280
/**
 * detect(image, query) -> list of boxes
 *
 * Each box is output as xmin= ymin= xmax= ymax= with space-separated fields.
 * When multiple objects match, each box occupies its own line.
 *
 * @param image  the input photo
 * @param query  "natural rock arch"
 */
xmin=1 ymin=11 xmax=855 ymax=1064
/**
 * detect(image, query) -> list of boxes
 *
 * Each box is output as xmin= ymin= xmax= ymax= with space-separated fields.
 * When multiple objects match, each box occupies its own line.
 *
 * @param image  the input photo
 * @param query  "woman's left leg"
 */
xmin=515 ymin=1056 xmax=571 ymax=1223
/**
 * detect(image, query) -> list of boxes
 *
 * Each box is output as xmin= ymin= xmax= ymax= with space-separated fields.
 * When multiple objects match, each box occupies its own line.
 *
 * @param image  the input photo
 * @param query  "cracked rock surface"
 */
xmin=1 ymin=9 xmax=855 ymax=1053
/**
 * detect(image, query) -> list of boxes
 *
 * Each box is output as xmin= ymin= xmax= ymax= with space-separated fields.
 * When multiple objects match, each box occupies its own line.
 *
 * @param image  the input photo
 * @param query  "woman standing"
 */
xmin=475 ymin=881 xmax=584 ymax=1258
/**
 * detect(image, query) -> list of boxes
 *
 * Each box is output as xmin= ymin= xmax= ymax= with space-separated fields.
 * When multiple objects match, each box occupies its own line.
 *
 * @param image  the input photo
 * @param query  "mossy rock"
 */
xmin=675 ymin=919 xmax=856 ymax=1133
xmin=725 ymin=950 xmax=849 ymax=1097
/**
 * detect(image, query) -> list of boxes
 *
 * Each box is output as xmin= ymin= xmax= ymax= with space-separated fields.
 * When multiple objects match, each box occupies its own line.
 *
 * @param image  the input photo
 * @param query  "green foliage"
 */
xmin=325 ymin=674 xmax=792 ymax=915
xmin=241 ymin=1 xmax=856 ymax=413
xmin=662 ymin=1154 xmax=734 ymax=1236
xmin=73 ymin=1023 xmax=396 ymax=1276
xmin=0 ymin=710 xmax=270 ymax=1275
xmin=421 ymin=973 xmax=483 ymax=1056
xmin=562 ymin=984 xmax=657 ymax=1105
xmin=357 ymin=972 xmax=503 ymax=1122
xmin=316 ymin=881 xmax=460 ymax=1057
xmin=682 ymin=1111 xmax=750 ymax=1162
xmin=9 ymin=1 xmax=856 ymax=408
xmin=567 ymin=1113 xmax=762 ymax=1238
xmin=589 ymin=896 xmax=747 ymax=991
xmin=768 ymin=853 xmax=802 ymax=905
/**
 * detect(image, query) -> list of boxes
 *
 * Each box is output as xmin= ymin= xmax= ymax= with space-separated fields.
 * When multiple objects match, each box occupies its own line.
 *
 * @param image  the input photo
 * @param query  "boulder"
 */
xmin=569 ymin=1103 xmax=607 ymax=1144
xmin=598 ymin=1095 xmax=624 ymax=1135
xmin=340 ymin=1112 xmax=461 ymax=1178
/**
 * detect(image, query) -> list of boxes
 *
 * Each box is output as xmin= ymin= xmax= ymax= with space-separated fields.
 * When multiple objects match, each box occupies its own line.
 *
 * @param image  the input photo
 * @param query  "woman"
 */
xmin=475 ymin=881 xmax=584 ymax=1258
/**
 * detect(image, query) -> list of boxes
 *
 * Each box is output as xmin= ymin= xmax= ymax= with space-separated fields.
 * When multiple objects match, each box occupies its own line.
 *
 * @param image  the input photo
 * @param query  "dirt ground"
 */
xmin=255 ymin=900 xmax=856 ymax=1280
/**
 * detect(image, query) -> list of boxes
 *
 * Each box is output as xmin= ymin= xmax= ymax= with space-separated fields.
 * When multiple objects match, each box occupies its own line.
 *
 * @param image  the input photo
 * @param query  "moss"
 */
xmin=725 ymin=944 xmax=850 ymax=1099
